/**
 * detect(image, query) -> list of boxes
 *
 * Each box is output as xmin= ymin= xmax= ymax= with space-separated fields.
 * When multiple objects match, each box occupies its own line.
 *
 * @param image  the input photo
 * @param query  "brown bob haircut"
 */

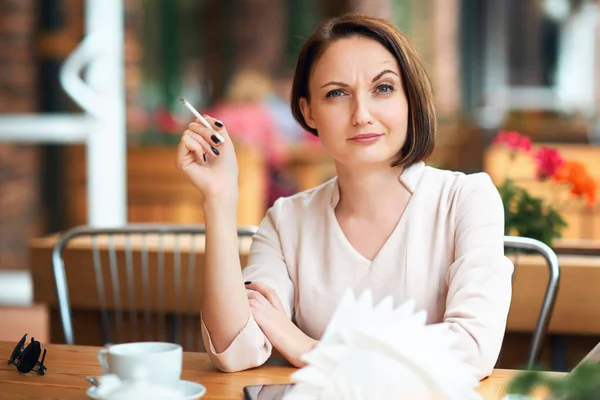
xmin=291 ymin=13 xmax=436 ymax=168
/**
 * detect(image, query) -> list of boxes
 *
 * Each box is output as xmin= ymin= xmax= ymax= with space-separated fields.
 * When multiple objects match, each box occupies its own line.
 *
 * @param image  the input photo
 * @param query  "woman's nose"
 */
xmin=351 ymin=96 xmax=375 ymax=126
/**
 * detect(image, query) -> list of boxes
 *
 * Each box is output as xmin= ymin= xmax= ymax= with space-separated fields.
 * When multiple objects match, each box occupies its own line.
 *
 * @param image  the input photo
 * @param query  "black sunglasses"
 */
xmin=7 ymin=333 xmax=47 ymax=375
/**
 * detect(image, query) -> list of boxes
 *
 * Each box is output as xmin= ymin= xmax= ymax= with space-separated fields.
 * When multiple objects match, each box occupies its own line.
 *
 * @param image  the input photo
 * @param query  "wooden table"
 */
xmin=0 ymin=341 xmax=535 ymax=399
xmin=553 ymin=239 xmax=600 ymax=256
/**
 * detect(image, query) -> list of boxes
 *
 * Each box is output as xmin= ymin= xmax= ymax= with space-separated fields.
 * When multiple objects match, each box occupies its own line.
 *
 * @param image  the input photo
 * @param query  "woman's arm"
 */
xmin=201 ymin=200 xmax=251 ymax=353
xmin=246 ymin=282 xmax=318 ymax=367
xmin=176 ymin=115 xmax=270 ymax=372
xmin=441 ymin=173 xmax=514 ymax=380
xmin=200 ymin=199 xmax=297 ymax=372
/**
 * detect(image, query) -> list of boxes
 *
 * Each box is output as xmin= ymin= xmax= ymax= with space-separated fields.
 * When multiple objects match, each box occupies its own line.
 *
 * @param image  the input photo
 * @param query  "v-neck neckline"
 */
xmin=328 ymin=162 xmax=425 ymax=265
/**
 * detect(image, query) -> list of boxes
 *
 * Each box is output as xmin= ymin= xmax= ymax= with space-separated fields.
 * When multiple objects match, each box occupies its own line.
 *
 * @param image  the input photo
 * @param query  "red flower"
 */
xmin=494 ymin=131 xmax=532 ymax=153
xmin=534 ymin=146 xmax=564 ymax=180
xmin=554 ymin=161 xmax=597 ymax=209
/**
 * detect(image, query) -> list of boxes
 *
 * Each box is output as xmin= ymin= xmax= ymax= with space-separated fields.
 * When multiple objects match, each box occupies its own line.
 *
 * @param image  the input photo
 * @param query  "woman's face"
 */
xmin=300 ymin=36 xmax=408 ymax=167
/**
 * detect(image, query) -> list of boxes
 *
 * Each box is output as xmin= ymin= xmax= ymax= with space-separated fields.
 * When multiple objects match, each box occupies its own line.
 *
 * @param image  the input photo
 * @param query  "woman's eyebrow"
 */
xmin=371 ymin=69 xmax=399 ymax=82
xmin=319 ymin=69 xmax=400 ymax=89
xmin=320 ymin=81 xmax=349 ymax=89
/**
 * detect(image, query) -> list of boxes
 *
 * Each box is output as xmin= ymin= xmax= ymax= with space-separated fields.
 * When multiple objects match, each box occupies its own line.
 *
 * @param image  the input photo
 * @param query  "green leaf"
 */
xmin=507 ymin=363 xmax=600 ymax=399
xmin=497 ymin=178 xmax=567 ymax=247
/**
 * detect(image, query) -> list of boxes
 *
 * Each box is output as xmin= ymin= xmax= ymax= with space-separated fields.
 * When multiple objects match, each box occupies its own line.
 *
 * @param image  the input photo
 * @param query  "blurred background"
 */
xmin=0 ymin=0 xmax=599 ymax=372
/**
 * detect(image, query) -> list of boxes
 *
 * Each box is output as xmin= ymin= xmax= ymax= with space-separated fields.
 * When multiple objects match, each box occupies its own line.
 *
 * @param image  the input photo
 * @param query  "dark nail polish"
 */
xmin=244 ymin=281 xmax=252 ymax=285
xmin=211 ymin=146 xmax=219 ymax=155
xmin=202 ymin=154 xmax=207 ymax=162
xmin=214 ymin=120 xmax=224 ymax=128
xmin=210 ymin=135 xmax=220 ymax=144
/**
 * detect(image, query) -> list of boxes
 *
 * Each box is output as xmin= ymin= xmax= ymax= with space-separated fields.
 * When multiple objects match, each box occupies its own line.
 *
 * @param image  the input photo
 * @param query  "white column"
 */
xmin=84 ymin=0 xmax=127 ymax=226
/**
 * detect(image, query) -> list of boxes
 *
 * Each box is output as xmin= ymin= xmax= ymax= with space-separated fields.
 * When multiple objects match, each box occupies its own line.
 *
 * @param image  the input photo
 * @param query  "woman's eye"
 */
xmin=325 ymin=89 xmax=345 ymax=98
xmin=376 ymin=84 xmax=394 ymax=94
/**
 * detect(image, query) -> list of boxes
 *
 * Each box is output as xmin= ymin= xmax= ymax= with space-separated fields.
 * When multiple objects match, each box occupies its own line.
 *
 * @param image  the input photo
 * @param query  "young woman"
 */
xmin=176 ymin=13 xmax=513 ymax=379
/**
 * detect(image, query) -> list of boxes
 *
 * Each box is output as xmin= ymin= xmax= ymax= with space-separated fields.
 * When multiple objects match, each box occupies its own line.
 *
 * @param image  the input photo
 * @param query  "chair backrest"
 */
xmin=503 ymin=235 xmax=561 ymax=368
xmin=51 ymin=224 xmax=258 ymax=350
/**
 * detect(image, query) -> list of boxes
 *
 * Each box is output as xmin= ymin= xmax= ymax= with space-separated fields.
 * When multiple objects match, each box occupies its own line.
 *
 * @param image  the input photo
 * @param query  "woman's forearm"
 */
xmin=201 ymin=198 xmax=251 ymax=353
xmin=285 ymin=334 xmax=319 ymax=368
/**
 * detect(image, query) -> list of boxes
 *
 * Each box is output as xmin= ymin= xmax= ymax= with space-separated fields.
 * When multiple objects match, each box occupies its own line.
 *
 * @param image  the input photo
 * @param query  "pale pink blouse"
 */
xmin=201 ymin=162 xmax=514 ymax=379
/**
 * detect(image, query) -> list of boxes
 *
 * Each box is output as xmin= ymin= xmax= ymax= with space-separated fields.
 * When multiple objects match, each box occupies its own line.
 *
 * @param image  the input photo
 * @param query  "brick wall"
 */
xmin=0 ymin=0 xmax=42 ymax=270
xmin=0 ymin=0 xmax=37 ymax=111
xmin=0 ymin=0 xmax=142 ymax=271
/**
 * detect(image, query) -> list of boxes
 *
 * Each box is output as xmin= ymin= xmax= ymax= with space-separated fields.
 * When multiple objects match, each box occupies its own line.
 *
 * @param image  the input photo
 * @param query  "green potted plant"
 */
xmin=498 ymin=178 xmax=566 ymax=247
xmin=506 ymin=363 xmax=600 ymax=400
xmin=492 ymin=131 xmax=567 ymax=247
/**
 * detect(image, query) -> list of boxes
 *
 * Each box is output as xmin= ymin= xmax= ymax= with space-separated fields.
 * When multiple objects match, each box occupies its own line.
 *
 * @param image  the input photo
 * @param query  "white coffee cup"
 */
xmin=97 ymin=342 xmax=182 ymax=386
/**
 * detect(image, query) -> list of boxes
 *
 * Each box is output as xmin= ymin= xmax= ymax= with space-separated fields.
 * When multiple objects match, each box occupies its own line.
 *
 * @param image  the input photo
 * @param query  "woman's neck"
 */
xmin=334 ymin=162 xmax=408 ymax=218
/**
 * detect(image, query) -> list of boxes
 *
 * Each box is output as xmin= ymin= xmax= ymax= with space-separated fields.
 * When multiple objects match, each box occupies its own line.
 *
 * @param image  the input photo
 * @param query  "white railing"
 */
xmin=0 ymin=0 xmax=127 ymax=227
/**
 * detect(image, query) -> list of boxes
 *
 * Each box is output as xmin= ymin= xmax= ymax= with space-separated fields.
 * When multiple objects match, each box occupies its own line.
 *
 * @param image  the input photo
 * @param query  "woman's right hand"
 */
xmin=176 ymin=116 xmax=239 ymax=206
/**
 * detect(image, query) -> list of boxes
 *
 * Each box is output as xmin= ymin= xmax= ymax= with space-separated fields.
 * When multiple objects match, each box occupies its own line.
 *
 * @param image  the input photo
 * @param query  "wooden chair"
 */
xmin=51 ymin=224 xmax=257 ymax=350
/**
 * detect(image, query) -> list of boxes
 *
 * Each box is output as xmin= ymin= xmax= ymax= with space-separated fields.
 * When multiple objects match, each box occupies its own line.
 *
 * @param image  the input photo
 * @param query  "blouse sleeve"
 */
xmin=201 ymin=199 xmax=295 ymax=372
xmin=441 ymin=173 xmax=514 ymax=379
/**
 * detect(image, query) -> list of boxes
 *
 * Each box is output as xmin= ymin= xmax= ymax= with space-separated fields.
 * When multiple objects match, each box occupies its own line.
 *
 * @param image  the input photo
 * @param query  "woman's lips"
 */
xmin=348 ymin=133 xmax=383 ymax=144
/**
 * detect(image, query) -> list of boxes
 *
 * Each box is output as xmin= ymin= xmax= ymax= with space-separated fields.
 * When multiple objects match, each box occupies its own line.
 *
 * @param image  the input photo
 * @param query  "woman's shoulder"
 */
xmin=421 ymin=165 xmax=501 ymax=212
xmin=423 ymin=165 xmax=496 ymax=193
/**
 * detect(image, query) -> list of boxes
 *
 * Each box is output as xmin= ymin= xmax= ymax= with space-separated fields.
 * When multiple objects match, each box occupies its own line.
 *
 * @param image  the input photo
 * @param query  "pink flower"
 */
xmin=494 ymin=131 xmax=532 ymax=153
xmin=534 ymin=146 xmax=564 ymax=180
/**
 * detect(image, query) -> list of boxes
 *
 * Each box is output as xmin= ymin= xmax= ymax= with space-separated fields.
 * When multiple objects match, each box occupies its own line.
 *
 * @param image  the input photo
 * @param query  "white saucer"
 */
xmin=87 ymin=380 xmax=206 ymax=399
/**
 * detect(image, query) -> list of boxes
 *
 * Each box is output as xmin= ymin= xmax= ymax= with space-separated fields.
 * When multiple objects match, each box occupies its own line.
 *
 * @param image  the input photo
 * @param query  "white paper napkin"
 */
xmin=284 ymin=289 xmax=482 ymax=400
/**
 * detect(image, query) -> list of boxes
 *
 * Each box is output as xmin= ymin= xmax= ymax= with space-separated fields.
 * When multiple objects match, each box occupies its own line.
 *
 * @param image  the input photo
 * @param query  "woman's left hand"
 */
xmin=246 ymin=282 xmax=318 ymax=368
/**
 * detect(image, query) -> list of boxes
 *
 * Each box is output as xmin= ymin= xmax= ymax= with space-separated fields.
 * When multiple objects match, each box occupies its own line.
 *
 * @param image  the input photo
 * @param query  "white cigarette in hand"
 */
xmin=179 ymin=98 xmax=225 ymax=143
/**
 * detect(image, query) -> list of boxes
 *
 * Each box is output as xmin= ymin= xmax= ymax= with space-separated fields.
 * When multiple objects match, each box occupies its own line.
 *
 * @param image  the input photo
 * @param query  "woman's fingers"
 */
xmin=176 ymin=135 xmax=193 ymax=167
xmin=245 ymin=282 xmax=285 ymax=313
xmin=176 ymin=134 xmax=204 ymax=167
xmin=186 ymin=124 xmax=222 ymax=157
xmin=199 ymin=115 xmax=229 ymax=143
xmin=183 ymin=130 xmax=218 ymax=159
xmin=188 ymin=120 xmax=225 ymax=148
xmin=247 ymin=290 xmax=270 ymax=308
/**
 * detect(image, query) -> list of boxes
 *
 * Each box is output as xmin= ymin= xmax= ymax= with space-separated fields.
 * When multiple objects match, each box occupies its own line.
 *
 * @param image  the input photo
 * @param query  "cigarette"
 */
xmin=179 ymin=98 xmax=225 ymax=143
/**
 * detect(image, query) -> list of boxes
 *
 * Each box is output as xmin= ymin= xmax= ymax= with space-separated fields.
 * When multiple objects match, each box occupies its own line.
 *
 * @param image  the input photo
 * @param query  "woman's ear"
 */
xmin=299 ymin=97 xmax=317 ymax=130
